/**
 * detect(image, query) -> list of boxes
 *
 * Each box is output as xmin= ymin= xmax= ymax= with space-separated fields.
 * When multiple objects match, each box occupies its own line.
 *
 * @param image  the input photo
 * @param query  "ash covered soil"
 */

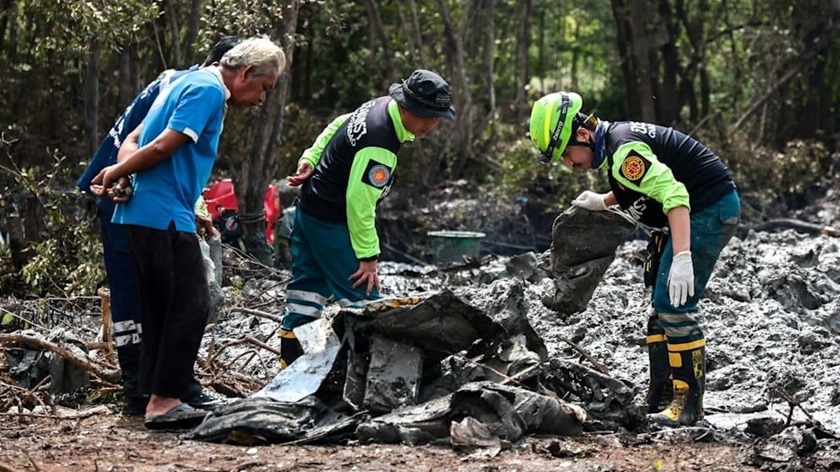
xmin=3 ymin=195 xmax=840 ymax=470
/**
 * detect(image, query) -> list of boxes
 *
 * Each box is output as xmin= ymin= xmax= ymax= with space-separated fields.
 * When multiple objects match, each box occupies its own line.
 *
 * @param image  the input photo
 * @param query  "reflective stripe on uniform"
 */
xmin=337 ymin=297 xmax=369 ymax=309
xmin=112 ymin=319 xmax=139 ymax=333
xmin=285 ymin=302 xmax=322 ymax=318
xmin=287 ymin=290 xmax=328 ymax=306
xmin=657 ymin=312 xmax=700 ymax=340
xmin=114 ymin=332 xmax=141 ymax=347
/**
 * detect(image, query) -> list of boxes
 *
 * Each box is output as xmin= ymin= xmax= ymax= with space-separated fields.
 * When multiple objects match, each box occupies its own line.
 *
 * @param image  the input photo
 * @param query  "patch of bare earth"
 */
xmin=0 ymin=413 xmax=753 ymax=472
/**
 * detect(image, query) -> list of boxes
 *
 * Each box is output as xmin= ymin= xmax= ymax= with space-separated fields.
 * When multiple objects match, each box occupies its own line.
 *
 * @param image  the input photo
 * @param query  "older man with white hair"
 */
xmin=91 ymin=36 xmax=286 ymax=429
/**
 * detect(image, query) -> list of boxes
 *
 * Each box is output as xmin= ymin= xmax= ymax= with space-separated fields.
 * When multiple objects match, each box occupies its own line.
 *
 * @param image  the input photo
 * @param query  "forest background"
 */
xmin=0 ymin=0 xmax=838 ymax=298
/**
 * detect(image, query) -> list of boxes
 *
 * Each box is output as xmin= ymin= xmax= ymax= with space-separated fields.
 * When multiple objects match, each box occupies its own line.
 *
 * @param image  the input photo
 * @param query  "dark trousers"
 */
xmin=99 ymin=208 xmax=142 ymax=349
xmin=125 ymin=223 xmax=209 ymax=399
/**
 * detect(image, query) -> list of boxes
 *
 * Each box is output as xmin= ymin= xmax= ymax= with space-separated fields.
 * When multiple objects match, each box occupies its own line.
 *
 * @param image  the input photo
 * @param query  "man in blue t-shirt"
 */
xmin=77 ymin=37 xmax=241 ymax=416
xmin=91 ymin=36 xmax=286 ymax=430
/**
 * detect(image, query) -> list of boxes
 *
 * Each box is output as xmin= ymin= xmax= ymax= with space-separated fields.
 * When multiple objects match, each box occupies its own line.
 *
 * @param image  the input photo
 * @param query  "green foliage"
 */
xmin=0 ymin=243 xmax=18 ymax=294
xmin=23 ymin=0 xmax=159 ymax=55
xmin=725 ymin=138 xmax=835 ymax=217
xmin=198 ymin=0 xmax=293 ymax=43
xmin=0 ymin=0 xmax=837 ymax=261
xmin=274 ymin=104 xmax=337 ymax=178
xmin=484 ymin=119 xmax=608 ymax=215
xmin=1 ymin=140 xmax=103 ymax=298
xmin=21 ymin=228 xmax=103 ymax=298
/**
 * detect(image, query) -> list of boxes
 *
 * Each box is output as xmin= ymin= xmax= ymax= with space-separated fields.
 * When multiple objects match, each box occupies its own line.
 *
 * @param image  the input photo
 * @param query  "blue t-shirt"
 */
xmin=76 ymin=67 xmax=198 ymax=215
xmin=112 ymin=68 xmax=227 ymax=232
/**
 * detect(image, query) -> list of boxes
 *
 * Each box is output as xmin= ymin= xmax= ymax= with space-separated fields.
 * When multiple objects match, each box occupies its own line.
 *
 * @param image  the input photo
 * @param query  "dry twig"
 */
xmin=0 ymin=332 xmax=120 ymax=384
xmin=773 ymin=386 xmax=817 ymax=426
xmin=558 ymin=336 xmax=609 ymax=375
xmin=228 ymin=307 xmax=284 ymax=324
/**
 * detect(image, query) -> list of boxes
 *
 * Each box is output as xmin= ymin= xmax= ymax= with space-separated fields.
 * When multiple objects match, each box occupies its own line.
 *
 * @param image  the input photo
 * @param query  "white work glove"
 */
xmin=668 ymin=250 xmax=695 ymax=307
xmin=572 ymin=191 xmax=608 ymax=211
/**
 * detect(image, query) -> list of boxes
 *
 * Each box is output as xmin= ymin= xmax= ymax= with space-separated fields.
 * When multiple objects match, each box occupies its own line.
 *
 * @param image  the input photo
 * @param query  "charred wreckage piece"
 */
xmin=186 ymin=288 xmax=643 ymax=446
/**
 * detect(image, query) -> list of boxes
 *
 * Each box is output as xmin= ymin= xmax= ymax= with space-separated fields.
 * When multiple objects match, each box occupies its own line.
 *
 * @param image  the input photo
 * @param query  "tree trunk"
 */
xmin=291 ymin=4 xmax=313 ymax=104
xmin=407 ymin=0 xmax=426 ymax=66
xmin=514 ymin=0 xmax=531 ymax=119
xmin=570 ymin=20 xmax=580 ymax=89
xmin=611 ymin=0 xmax=639 ymax=118
xmin=129 ymin=43 xmax=141 ymax=94
xmin=4 ymin=0 xmax=18 ymax=62
xmin=657 ymin=0 xmax=681 ymax=125
xmin=184 ymin=0 xmax=203 ymax=65
xmin=484 ymin=0 xmax=496 ymax=113
xmin=84 ymin=39 xmax=101 ymax=156
xmin=365 ymin=0 xmax=396 ymax=81
xmin=628 ymin=0 xmax=656 ymax=121
xmin=163 ymin=0 xmax=182 ymax=67
xmin=796 ymin=16 xmax=835 ymax=138
xmin=117 ymin=50 xmax=132 ymax=112
xmin=437 ymin=0 xmax=473 ymax=179
xmin=0 ymin=0 xmax=11 ymax=55
xmin=676 ymin=0 xmax=704 ymax=124
xmin=537 ymin=9 xmax=545 ymax=88
xmin=237 ymin=0 xmax=301 ymax=264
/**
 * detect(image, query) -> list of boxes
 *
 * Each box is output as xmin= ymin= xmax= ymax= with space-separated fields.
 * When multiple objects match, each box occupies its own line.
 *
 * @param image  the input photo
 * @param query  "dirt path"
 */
xmin=0 ymin=412 xmax=754 ymax=472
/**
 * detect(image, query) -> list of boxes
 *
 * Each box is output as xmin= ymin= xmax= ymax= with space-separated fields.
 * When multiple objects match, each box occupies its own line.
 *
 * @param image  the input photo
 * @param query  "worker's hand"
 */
xmin=106 ymin=176 xmax=134 ymax=202
xmin=571 ymin=190 xmax=608 ymax=211
xmin=287 ymin=162 xmax=313 ymax=187
xmin=350 ymin=259 xmax=380 ymax=296
xmin=196 ymin=212 xmax=220 ymax=239
xmin=90 ymin=166 xmax=127 ymax=201
xmin=667 ymin=250 xmax=695 ymax=307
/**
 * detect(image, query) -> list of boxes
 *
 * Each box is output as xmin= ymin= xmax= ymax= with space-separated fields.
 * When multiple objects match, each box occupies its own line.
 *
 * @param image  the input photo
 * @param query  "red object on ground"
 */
xmin=202 ymin=178 xmax=280 ymax=243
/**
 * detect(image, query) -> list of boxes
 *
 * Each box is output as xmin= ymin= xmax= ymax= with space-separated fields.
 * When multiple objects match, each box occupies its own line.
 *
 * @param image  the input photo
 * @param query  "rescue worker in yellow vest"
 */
xmin=280 ymin=70 xmax=456 ymax=368
xmin=529 ymin=92 xmax=741 ymax=426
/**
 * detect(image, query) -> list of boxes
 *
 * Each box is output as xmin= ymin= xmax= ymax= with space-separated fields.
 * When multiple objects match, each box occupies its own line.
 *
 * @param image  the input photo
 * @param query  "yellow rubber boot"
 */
xmin=645 ymin=314 xmax=673 ymax=413
xmin=279 ymin=328 xmax=303 ymax=369
xmin=649 ymin=339 xmax=706 ymax=426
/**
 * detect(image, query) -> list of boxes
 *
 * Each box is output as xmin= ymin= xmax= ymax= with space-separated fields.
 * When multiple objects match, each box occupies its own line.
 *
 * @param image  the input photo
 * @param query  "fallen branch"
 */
xmin=749 ymin=218 xmax=840 ymax=237
xmin=240 ymin=330 xmax=278 ymax=372
xmin=0 ymin=332 xmax=120 ymax=384
xmin=381 ymin=241 xmax=427 ymax=265
xmin=242 ymin=336 xmax=281 ymax=356
xmin=434 ymin=254 xmax=497 ymax=274
xmin=773 ymin=386 xmax=818 ymax=427
xmin=0 ymin=308 xmax=48 ymax=331
xmin=97 ymin=288 xmax=116 ymax=365
xmin=481 ymin=240 xmax=535 ymax=251
xmin=228 ymin=307 xmax=284 ymax=324
xmin=0 ymin=462 xmax=27 ymax=472
xmin=463 ymin=357 xmax=535 ymax=388
xmin=0 ymin=405 xmax=112 ymax=421
xmin=208 ymin=336 xmax=281 ymax=370
xmin=559 ymin=336 xmax=609 ymax=375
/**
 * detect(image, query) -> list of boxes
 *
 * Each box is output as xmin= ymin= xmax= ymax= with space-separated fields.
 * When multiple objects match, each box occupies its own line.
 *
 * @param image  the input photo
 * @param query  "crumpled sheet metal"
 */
xmin=357 ymin=381 xmax=583 ymax=445
xmin=184 ymin=396 xmax=356 ymax=445
xmin=189 ymin=293 xmax=587 ymax=446
xmin=342 ymin=289 xmax=501 ymax=359
xmin=745 ymin=426 xmax=820 ymax=469
xmin=254 ymin=318 xmax=341 ymax=403
xmin=363 ymin=335 xmax=424 ymax=413
xmin=540 ymin=358 xmax=644 ymax=430
xmin=6 ymin=328 xmax=90 ymax=392
xmin=460 ymin=280 xmax=548 ymax=362
xmin=543 ymin=207 xmax=636 ymax=314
